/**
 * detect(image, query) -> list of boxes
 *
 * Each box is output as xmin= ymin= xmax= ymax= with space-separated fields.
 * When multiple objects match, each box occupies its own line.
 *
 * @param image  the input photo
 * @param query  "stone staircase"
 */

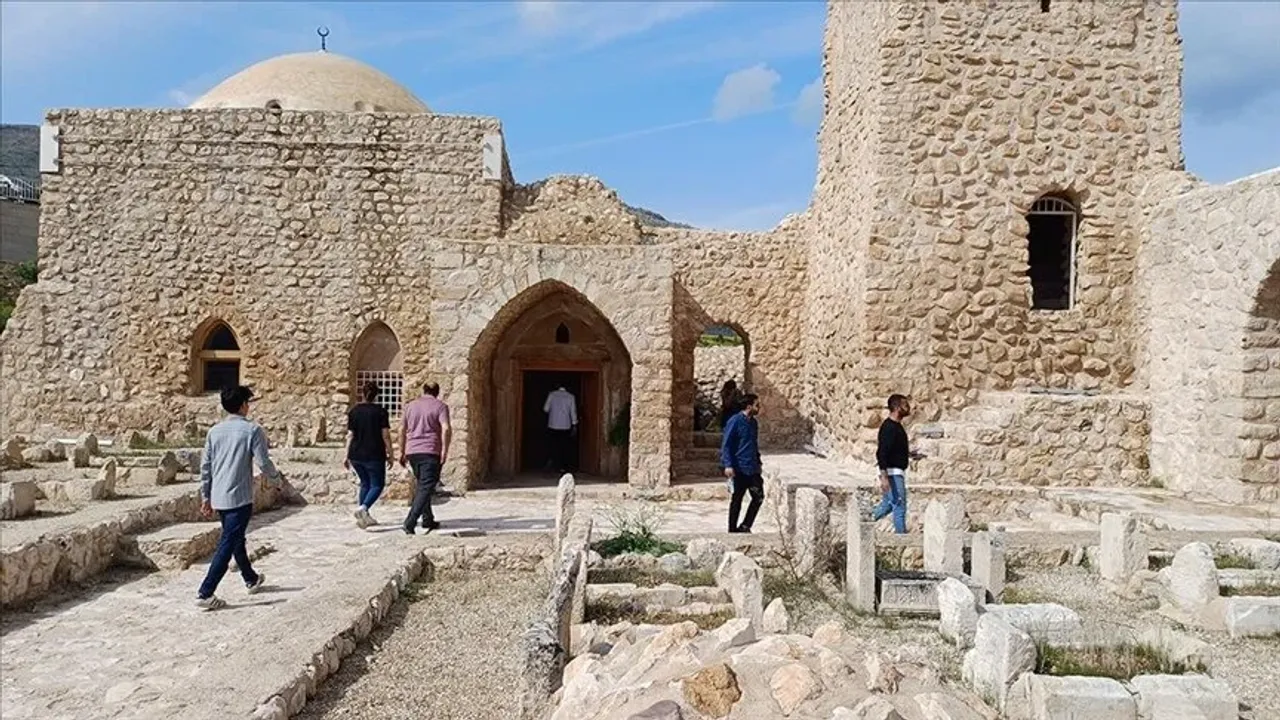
xmin=912 ymin=393 xmax=1022 ymax=485
xmin=672 ymin=431 xmax=725 ymax=484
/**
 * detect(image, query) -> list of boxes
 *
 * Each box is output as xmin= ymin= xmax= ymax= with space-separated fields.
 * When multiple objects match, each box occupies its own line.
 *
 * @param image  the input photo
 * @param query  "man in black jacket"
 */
xmin=872 ymin=394 xmax=914 ymax=534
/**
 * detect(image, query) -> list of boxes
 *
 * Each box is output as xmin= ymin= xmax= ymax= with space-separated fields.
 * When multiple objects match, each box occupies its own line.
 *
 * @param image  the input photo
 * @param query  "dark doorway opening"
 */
xmin=521 ymin=370 xmax=585 ymax=473
xmin=1027 ymin=212 xmax=1074 ymax=310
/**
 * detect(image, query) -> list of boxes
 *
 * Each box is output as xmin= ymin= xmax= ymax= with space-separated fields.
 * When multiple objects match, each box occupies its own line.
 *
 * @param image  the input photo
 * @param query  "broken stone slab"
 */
xmin=794 ymin=487 xmax=831 ymax=578
xmin=310 ymin=410 xmax=328 ymax=445
xmin=1129 ymin=674 xmax=1238 ymax=720
xmin=762 ymin=597 xmax=790 ymax=634
xmin=122 ymin=523 xmax=222 ymax=571
xmin=924 ymin=496 xmax=965 ymax=575
xmin=936 ymin=577 xmax=980 ymax=649
xmin=842 ymin=696 xmax=904 ymax=720
xmin=1100 ymin=512 xmax=1147 ymax=589
xmin=702 ymin=617 xmax=755 ymax=655
xmin=878 ymin=571 xmax=985 ymax=617
xmin=76 ymin=433 xmax=100 ymax=457
xmin=20 ymin=445 xmax=53 ymax=463
xmin=961 ymin=615 xmax=1036 ymax=713
xmin=0 ymin=481 xmax=39 ymax=519
xmin=688 ymin=586 xmax=730 ymax=604
xmin=99 ymin=457 xmax=118 ymax=486
xmin=685 ymin=538 xmax=728 ymax=570
xmin=1027 ymin=674 xmax=1135 ymax=719
xmin=627 ymin=700 xmax=684 ymax=720
xmin=912 ymin=692 xmax=984 ymax=720
xmin=67 ymin=445 xmax=90 ymax=469
xmin=555 ymin=473 xmax=575 ymax=557
xmin=983 ymin=603 xmax=1083 ymax=645
xmin=156 ymin=451 xmax=183 ymax=485
xmin=769 ymin=662 xmax=820 ymax=716
xmin=971 ymin=529 xmax=1006 ymax=600
xmin=586 ymin=583 xmax=640 ymax=604
xmin=659 ymin=552 xmax=692 ymax=574
xmin=644 ymin=583 xmax=689 ymax=608
xmin=1166 ymin=542 xmax=1219 ymax=616
xmin=1215 ymin=568 xmax=1280 ymax=590
xmin=1226 ymin=538 xmax=1280 ymax=571
xmin=41 ymin=476 xmax=116 ymax=504
xmin=715 ymin=552 xmax=764 ymax=631
xmin=3 ymin=437 xmax=24 ymax=463
xmin=1136 ymin=627 xmax=1213 ymax=671
xmin=1220 ymin=596 xmax=1280 ymax=638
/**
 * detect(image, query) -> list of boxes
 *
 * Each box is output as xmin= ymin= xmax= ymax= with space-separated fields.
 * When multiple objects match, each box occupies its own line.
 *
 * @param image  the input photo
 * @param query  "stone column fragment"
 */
xmin=794 ymin=487 xmax=830 ymax=578
xmin=846 ymin=519 xmax=876 ymax=613
xmin=924 ymin=496 xmax=965 ymax=575
xmin=972 ymin=529 xmax=1007 ymax=600
xmin=554 ymin=473 xmax=575 ymax=557
xmin=1099 ymin=512 xmax=1147 ymax=588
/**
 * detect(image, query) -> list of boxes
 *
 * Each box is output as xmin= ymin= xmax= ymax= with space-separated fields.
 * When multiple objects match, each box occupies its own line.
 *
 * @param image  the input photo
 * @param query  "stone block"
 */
xmin=65 ymin=475 xmax=115 ymax=503
xmin=846 ymin=519 xmax=876 ymax=613
xmin=0 ymin=481 xmax=39 ymax=519
xmin=20 ymin=446 xmax=52 ymax=463
xmin=76 ymin=433 xmax=100 ymax=456
xmin=912 ymin=692 xmax=984 ymax=720
xmin=794 ymin=487 xmax=830 ymax=578
xmin=706 ymin=617 xmax=755 ymax=653
xmin=1136 ymin=628 xmax=1212 ymax=671
xmin=1027 ymin=675 xmax=1135 ymax=720
xmin=961 ymin=615 xmax=1036 ymax=712
xmin=845 ymin=696 xmax=904 ymax=720
xmin=2 ymin=437 xmax=23 ymax=463
xmin=156 ymin=451 xmax=183 ymax=485
xmin=983 ymin=603 xmax=1083 ymax=645
xmin=1166 ymin=542 xmax=1218 ymax=616
xmin=644 ymin=583 xmax=689 ymax=608
xmin=67 ymin=445 xmax=90 ymax=469
xmin=715 ymin=551 xmax=764 ymax=630
xmin=44 ymin=441 xmax=67 ymax=462
xmin=1100 ymin=512 xmax=1147 ymax=587
xmin=1216 ymin=568 xmax=1280 ymax=590
xmin=1221 ymin=597 xmax=1280 ymax=638
xmin=555 ymin=473 xmax=575 ymax=556
xmin=129 ymin=523 xmax=222 ymax=570
xmin=762 ymin=598 xmax=790 ymax=634
xmin=175 ymin=449 xmax=202 ymax=474
xmin=971 ymin=529 xmax=1006 ymax=600
xmin=924 ymin=496 xmax=965 ymax=575
xmin=1227 ymin=538 xmax=1280 ymax=571
xmin=685 ymin=538 xmax=728 ymax=570
xmin=1129 ymin=674 xmax=1238 ymax=720
xmin=310 ymin=410 xmax=327 ymax=445
xmin=659 ymin=552 xmax=692 ymax=574
xmin=99 ymin=457 xmax=118 ymax=486
xmin=937 ymin=577 xmax=980 ymax=649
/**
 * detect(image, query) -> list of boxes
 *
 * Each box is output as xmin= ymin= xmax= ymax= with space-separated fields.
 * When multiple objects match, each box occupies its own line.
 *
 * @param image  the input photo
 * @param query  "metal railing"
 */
xmin=0 ymin=174 xmax=40 ymax=203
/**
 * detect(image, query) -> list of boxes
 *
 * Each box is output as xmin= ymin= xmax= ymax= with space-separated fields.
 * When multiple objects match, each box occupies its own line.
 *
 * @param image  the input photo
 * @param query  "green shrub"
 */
xmin=1036 ymin=642 xmax=1204 ymax=679
xmin=1215 ymin=553 xmax=1257 ymax=570
xmin=0 ymin=302 xmax=12 ymax=332
xmin=607 ymin=403 xmax=630 ymax=448
xmin=1221 ymin=583 xmax=1280 ymax=597
xmin=16 ymin=261 xmax=38 ymax=285
xmin=592 ymin=504 xmax=683 ymax=558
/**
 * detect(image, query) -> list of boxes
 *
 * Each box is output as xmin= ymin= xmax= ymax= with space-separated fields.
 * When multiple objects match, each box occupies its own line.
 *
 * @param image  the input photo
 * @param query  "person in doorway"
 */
xmin=345 ymin=381 xmax=393 ymax=529
xmin=719 ymin=379 xmax=742 ymax=429
xmin=399 ymin=382 xmax=451 ymax=534
xmin=873 ymin=394 xmax=921 ymax=534
xmin=196 ymin=385 xmax=284 ymax=611
xmin=543 ymin=380 xmax=578 ymax=473
xmin=721 ymin=393 xmax=763 ymax=533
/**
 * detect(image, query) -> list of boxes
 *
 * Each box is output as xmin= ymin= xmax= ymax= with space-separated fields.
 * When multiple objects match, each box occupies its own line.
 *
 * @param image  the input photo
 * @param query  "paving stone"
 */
xmin=1129 ymin=674 xmax=1238 ymax=720
xmin=1027 ymin=675 xmax=1135 ymax=720
xmin=984 ymin=603 xmax=1083 ymax=645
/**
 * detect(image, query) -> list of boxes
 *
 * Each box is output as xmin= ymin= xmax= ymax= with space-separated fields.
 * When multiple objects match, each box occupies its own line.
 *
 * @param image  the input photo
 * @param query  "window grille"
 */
xmin=356 ymin=370 xmax=405 ymax=417
xmin=1027 ymin=196 xmax=1079 ymax=310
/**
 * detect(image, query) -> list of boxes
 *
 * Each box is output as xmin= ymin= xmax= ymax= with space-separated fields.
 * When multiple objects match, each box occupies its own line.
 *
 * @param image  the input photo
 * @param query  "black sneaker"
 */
xmin=422 ymin=520 xmax=440 ymax=532
xmin=402 ymin=526 xmax=416 ymax=535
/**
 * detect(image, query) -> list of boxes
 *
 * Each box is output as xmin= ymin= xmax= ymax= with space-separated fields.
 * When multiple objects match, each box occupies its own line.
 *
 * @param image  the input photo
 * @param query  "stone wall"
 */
xmin=1141 ymin=170 xmax=1280 ymax=502
xmin=1 ymin=108 xmax=503 ymax=440
xmin=693 ymin=344 xmax=745 ymax=427
xmin=0 ymin=201 xmax=38 ymax=263
xmin=807 ymin=0 xmax=1185 ymax=464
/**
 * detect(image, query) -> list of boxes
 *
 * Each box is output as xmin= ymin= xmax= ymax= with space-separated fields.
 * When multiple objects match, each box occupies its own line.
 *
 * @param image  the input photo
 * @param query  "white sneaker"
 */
xmin=354 ymin=507 xmax=370 ymax=529
xmin=364 ymin=511 xmax=378 ymax=527
xmin=196 ymin=595 xmax=227 ymax=611
xmin=247 ymin=573 xmax=266 ymax=595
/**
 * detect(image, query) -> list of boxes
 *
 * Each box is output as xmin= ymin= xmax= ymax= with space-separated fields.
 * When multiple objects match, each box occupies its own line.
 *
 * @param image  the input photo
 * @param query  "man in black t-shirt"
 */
xmin=346 ymin=382 xmax=393 ymax=529
xmin=872 ymin=394 xmax=918 ymax=534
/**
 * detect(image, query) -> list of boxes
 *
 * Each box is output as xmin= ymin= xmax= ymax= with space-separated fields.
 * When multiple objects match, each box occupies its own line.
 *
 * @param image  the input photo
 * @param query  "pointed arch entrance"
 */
xmin=467 ymin=280 xmax=633 ymax=486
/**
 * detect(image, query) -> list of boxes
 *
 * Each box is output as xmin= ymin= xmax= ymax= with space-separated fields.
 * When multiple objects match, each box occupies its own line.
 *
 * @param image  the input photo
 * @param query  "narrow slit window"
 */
xmin=1026 ymin=195 xmax=1079 ymax=311
xmin=555 ymin=323 xmax=571 ymax=344
xmin=197 ymin=322 xmax=241 ymax=393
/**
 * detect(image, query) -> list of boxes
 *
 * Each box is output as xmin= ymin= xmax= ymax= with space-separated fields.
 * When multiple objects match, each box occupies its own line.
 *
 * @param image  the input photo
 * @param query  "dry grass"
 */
xmin=589 ymin=567 xmax=715 ymax=588
xmin=1215 ymin=553 xmax=1258 ymax=570
xmin=1036 ymin=642 xmax=1205 ymax=680
xmin=1221 ymin=583 xmax=1280 ymax=597
xmin=585 ymin=598 xmax=733 ymax=631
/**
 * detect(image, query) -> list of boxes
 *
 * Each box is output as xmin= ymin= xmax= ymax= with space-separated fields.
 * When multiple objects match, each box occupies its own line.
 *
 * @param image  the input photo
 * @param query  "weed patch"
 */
xmin=593 ymin=503 xmax=683 ymax=558
xmin=589 ymin=568 xmax=715 ymax=588
xmin=1221 ymin=583 xmax=1280 ymax=597
xmin=1002 ymin=586 xmax=1051 ymax=604
xmin=1036 ymin=642 xmax=1205 ymax=679
xmin=1215 ymin=553 xmax=1258 ymax=570
xmin=585 ymin=599 xmax=733 ymax=631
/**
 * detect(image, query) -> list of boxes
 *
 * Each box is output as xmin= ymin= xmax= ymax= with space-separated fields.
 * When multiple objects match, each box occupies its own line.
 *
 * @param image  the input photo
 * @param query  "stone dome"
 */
xmin=188 ymin=51 xmax=430 ymax=113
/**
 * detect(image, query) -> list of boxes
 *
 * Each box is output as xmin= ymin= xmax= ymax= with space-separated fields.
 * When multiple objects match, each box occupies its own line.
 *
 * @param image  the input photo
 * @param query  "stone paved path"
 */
xmin=0 ymin=507 xmax=425 ymax=720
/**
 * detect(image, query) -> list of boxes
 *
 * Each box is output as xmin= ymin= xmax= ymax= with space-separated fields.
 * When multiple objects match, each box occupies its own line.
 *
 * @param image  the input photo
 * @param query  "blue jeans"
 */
xmin=872 ymin=473 xmax=908 ymax=534
xmin=350 ymin=460 xmax=387 ymax=509
xmin=198 ymin=503 xmax=258 ymax=599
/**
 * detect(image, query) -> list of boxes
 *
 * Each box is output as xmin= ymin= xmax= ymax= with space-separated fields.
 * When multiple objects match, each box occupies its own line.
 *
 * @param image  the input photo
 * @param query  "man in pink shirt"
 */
xmin=398 ymin=382 xmax=452 ymax=534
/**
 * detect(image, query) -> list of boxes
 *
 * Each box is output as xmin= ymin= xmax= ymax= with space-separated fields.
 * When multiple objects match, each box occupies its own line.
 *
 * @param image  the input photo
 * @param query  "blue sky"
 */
xmin=2 ymin=1 xmax=1277 ymax=231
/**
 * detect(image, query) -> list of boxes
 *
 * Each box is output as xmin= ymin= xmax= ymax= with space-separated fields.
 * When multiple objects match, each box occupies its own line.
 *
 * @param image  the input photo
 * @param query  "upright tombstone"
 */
xmin=846 ymin=518 xmax=877 ymax=613
xmin=76 ymin=433 xmax=99 ymax=457
xmin=555 ymin=473 xmax=576 ymax=557
xmin=972 ymin=529 xmax=1007 ymax=600
xmin=794 ymin=488 xmax=831 ymax=578
xmin=1100 ymin=512 xmax=1147 ymax=588
xmin=924 ymin=496 xmax=965 ymax=575
xmin=311 ymin=411 xmax=328 ymax=445
xmin=716 ymin=551 xmax=765 ymax=630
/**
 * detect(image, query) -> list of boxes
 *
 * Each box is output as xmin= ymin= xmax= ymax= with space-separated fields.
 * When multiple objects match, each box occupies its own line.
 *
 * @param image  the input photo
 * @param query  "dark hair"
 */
xmin=361 ymin=381 xmax=380 ymax=402
xmin=220 ymin=385 xmax=254 ymax=414
xmin=722 ymin=379 xmax=737 ymax=392
xmin=739 ymin=393 xmax=759 ymax=409
xmin=888 ymin=394 xmax=908 ymax=412
xmin=424 ymin=382 xmax=440 ymax=397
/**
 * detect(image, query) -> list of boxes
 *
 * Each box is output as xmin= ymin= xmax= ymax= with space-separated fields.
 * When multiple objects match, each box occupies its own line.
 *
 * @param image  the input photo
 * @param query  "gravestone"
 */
xmin=971 ymin=529 xmax=1007 ymax=600
xmin=924 ymin=496 xmax=965 ymax=575
xmin=846 ymin=519 xmax=876 ymax=613
xmin=794 ymin=487 xmax=830 ymax=578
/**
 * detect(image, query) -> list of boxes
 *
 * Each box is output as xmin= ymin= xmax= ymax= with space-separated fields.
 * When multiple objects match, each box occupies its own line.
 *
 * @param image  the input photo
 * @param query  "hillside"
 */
xmin=0 ymin=125 xmax=39 ymax=186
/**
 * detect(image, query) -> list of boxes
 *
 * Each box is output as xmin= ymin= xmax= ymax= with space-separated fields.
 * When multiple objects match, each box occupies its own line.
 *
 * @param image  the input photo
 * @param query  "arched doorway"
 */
xmin=468 ymin=281 xmax=632 ymax=486
xmin=1241 ymin=260 xmax=1280 ymax=490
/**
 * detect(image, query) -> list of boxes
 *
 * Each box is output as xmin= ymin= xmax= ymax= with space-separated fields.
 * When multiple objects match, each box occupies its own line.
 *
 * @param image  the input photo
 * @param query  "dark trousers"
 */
xmin=350 ymin=459 xmax=386 ymax=509
xmin=198 ymin=503 xmax=257 ymax=599
xmin=728 ymin=472 xmax=764 ymax=531
xmin=547 ymin=428 xmax=574 ymax=472
xmin=404 ymin=453 xmax=441 ymax=529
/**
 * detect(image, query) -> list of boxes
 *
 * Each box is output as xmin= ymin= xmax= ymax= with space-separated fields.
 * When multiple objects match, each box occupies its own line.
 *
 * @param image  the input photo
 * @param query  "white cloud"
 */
xmin=513 ymin=1 xmax=718 ymax=50
xmin=792 ymin=78 xmax=823 ymax=126
xmin=517 ymin=1 xmax=561 ymax=34
xmin=1180 ymin=1 xmax=1280 ymax=119
xmin=713 ymin=63 xmax=781 ymax=121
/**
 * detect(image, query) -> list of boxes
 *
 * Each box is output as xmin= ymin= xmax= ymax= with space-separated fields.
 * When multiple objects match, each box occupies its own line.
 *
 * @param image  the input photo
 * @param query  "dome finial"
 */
xmin=317 ymin=26 xmax=330 ymax=52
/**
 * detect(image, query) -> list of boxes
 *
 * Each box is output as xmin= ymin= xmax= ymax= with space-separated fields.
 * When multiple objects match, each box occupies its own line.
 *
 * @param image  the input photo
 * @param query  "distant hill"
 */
xmin=626 ymin=203 xmax=695 ymax=230
xmin=0 ymin=125 xmax=39 ymax=186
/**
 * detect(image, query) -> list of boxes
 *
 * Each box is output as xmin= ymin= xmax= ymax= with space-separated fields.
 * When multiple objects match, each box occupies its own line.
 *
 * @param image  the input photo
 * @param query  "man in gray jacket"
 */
xmin=196 ymin=385 xmax=284 ymax=610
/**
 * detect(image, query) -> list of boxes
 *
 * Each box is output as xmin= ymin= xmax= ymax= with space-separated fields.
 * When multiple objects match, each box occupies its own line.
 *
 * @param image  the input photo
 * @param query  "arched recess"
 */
xmin=191 ymin=319 xmax=242 ymax=394
xmin=350 ymin=321 xmax=405 ymax=416
xmin=1026 ymin=194 xmax=1080 ymax=310
xmin=1239 ymin=259 xmax=1280 ymax=490
xmin=467 ymin=280 xmax=633 ymax=487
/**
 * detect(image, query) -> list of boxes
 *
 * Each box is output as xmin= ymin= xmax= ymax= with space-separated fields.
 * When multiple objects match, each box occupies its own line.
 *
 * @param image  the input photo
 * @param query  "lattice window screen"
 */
xmin=355 ymin=371 xmax=405 ymax=418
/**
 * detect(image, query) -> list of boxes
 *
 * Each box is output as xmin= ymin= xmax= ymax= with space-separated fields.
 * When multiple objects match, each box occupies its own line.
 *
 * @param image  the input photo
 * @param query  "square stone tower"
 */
xmin=805 ymin=0 xmax=1185 ymax=458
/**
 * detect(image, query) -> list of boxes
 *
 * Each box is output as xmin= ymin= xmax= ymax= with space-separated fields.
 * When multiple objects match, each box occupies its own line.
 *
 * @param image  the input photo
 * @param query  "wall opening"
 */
xmin=193 ymin=320 xmax=242 ymax=394
xmin=1040 ymin=0 xmax=1051 ymax=13
xmin=693 ymin=324 xmax=749 ymax=432
xmin=1240 ymin=260 xmax=1280 ymax=489
xmin=351 ymin=321 xmax=405 ymax=417
xmin=555 ymin=322 xmax=571 ymax=344
xmin=1026 ymin=195 xmax=1079 ymax=310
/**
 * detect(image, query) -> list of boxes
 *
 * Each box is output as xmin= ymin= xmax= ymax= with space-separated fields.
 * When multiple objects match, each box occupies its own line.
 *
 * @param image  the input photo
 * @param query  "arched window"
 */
xmin=352 ymin=321 xmax=405 ymax=417
xmin=196 ymin=322 xmax=242 ymax=393
xmin=1026 ymin=195 xmax=1079 ymax=310
xmin=555 ymin=322 xmax=571 ymax=344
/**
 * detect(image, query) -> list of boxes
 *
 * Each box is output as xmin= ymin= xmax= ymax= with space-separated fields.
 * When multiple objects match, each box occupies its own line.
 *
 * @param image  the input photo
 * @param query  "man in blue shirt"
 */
xmin=721 ymin=393 xmax=763 ymax=533
xmin=196 ymin=385 xmax=284 ymax=610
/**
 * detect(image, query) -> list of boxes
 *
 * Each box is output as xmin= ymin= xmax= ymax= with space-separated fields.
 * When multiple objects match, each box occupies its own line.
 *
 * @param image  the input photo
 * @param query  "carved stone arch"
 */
xmin=350 ymin=320 xmax=405 ymax=416
xmin=190 ymin=317 xmax=242 ymax=394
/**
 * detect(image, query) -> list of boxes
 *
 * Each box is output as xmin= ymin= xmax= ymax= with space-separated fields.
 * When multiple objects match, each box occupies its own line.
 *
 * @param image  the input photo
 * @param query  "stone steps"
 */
xmin=692 ymin=432 xmax=723 ymax=449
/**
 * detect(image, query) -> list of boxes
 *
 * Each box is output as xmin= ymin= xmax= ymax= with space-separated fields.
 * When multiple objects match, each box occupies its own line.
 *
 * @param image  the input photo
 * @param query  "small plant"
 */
xmin=970 ymin=521 xmax=990 ymax=532
xmin=1002 ymin=586 xmax=1050 ymax=604
xmin=585 ymin=598 xmax=734 ymax=630
xmin=16 ymin=261 xmax=38 ymax=285
xmin=1035 ymin=642 xmax=1205 ymax=679
xmin=0 ymin=302 xmax=12 ymax=332
xmin=592 ymin=504 xmax=683 ymax=558
xmin=590 ymin=567 xmax=715 ymax=588
xmin=1215 ymin=553 xmax=1257 ymax=570
xmin=607 ymin=403 xmax=631 ymax=448
xmin=1146 ymin=475 xmax=1167 ymax=489
xmin=1149 ymin=554 xmax=1173 ymax=571
xmin=1221 ymin=583 xmax=1280 ymax=597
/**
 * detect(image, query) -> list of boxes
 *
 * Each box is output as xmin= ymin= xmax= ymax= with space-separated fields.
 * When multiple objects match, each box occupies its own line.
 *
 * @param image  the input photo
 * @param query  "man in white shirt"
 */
xmin=543 ymin=383 xmax=578 ymax=473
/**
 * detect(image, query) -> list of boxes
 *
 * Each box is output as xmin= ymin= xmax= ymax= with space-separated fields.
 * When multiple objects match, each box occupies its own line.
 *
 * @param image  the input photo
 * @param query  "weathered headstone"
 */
xmin=311 ymin=411 xmax=327 ymax=444
xmin=715 ymin=551 xmax=764 ymax=630
xmin=846 ymin=519 xmax=876 ymax=613
xmin=685 ymin=537 xmax=728 ymax=570
xmin=175 ymin=449 xmax=202 ymax=474
xmin=971 ymin=529 xmax=1007 ymax=600
xmin=0 ymin=480 xmax=39 ymax=519
xmin=961 ymin=614 xmax=1036 ymax=713
xmin=182 ymin=420 xmax=201 ymax=441
xmin=2 ymin=437 xmax=24 ymax=463
xmin=555 ymin=473 xmax=575 ymax=557
xmin=1100 ymin=512 xmax=1147 ymax=588
xmin=156 ymin=451 xmax=183 ymax=485
xmin=794 ymin=487 xmax=830 ymax=577
xmin=937 ymin=577 xmax=980 ymax=648
xmin=76 ymin=433 xmax=100 ymax=457
xmin=126 ymin=430 xmax=147 ymax=449
xmin=924 ymin=496 xmax=965 ymax=575
xmin=43 ymin=440 xmax=67 ymax=462
xmin=285 ymin=424 xmax=299 ymax=448
xmin=67 ymin=445 xmax=90 ymax=469
xmin=99 ymin=457 xmax=118 ymax=486
xmin=1167 ymin=542 xmax=1219 ymax=617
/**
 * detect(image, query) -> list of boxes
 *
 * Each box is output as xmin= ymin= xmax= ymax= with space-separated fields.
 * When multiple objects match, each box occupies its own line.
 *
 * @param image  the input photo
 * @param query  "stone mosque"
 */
xmin=2 ymin=0 xmax=1277 ymax=502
